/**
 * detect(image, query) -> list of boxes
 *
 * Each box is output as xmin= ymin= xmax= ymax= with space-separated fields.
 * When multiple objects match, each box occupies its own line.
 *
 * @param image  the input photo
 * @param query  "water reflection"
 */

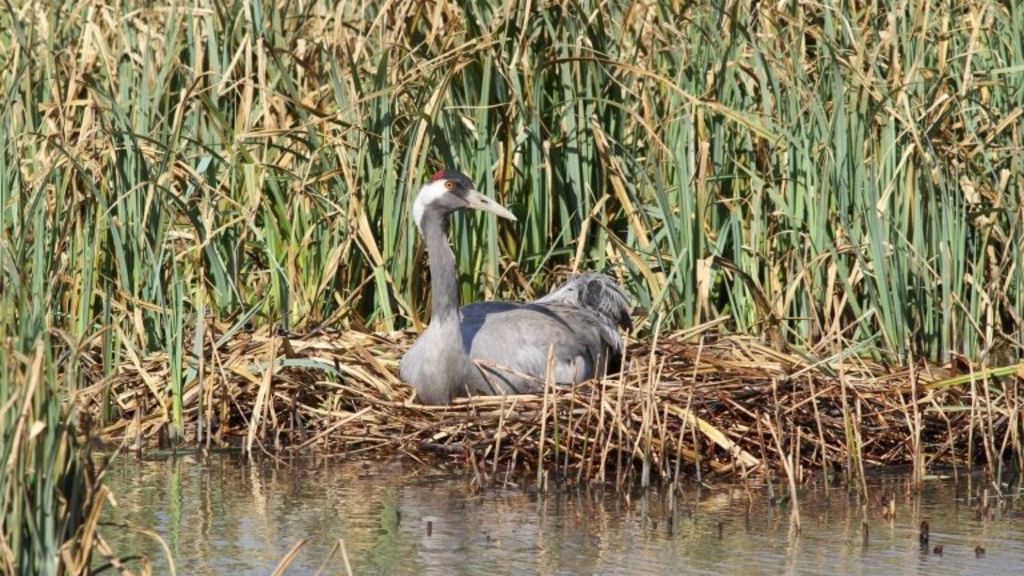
xmin=100 ymin=455 xmax=1024 ymax=575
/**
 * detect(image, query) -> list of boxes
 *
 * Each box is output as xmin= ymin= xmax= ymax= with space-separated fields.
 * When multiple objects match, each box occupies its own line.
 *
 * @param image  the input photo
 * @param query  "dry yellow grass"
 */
xmin=78 ymin=320 xmax=1022 ymax=486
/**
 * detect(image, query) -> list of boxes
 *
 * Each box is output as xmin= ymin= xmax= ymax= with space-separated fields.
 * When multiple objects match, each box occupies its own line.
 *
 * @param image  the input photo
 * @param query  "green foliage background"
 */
xmin=4 ymin=0 xmax=1023 ymax=367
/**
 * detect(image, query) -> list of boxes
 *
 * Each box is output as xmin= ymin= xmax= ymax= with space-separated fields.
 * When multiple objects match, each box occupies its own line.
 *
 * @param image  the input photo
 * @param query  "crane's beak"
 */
xmin=465 ymin=189 xmax=517 ymax=222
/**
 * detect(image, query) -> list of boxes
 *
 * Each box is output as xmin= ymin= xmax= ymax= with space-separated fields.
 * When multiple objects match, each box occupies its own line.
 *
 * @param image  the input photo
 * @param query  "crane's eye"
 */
xmin=444 ymin=180 xmax=456 ymax=190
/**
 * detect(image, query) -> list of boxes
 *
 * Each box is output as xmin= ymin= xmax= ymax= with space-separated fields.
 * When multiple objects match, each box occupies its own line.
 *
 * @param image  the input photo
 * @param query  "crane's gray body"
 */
xmin=402 ymin=283 xmax=628 ymax=404
xmin=400 ymin=170 xmax=632 ymax=405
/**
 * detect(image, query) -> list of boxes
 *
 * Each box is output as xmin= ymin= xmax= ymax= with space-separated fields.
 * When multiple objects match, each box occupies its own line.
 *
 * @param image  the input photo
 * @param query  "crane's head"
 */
xmin=413 ymin=169 xmax=517 ymax=229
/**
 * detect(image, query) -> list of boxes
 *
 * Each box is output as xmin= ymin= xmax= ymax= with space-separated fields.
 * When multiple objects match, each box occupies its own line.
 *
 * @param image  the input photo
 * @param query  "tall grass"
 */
xmin=1 ymin=337 xmax=107 ymax=575
xmin=0 ymin=0 xmax=1022 ymax=561
xmin=4 ymin=0 xmax=1021 ymax=367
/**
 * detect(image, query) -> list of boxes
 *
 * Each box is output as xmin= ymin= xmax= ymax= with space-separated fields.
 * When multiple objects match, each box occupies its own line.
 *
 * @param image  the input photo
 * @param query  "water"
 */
xmin=99 ymin=454 xmax=1024 ymax=575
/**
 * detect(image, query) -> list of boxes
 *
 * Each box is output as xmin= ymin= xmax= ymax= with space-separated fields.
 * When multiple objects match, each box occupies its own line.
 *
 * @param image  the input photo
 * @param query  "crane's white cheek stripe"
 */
xmin=412 ymin=199 xmax=426 ymax=228
xmin=413 ymin=180 xmax=449 ymax=228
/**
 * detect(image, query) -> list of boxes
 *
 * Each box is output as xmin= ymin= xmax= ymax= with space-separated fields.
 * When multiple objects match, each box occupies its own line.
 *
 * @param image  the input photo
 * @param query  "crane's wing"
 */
xmin=459 ymin=301 xmax=623 ymax=395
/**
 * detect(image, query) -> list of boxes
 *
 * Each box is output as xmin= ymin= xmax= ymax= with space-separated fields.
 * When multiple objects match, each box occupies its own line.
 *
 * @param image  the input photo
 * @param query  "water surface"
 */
xmin=100 ymin=455 xmax=1024 ymax=575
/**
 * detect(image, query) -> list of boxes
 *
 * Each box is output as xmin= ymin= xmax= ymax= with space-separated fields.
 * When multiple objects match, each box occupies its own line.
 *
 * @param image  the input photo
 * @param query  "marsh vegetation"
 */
xmin=2 ymin=0 xmax=1022 ymax=572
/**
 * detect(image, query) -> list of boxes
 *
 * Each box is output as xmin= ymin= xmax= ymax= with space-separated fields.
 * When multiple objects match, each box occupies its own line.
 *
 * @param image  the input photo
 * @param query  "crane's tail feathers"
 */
xmin=537 ymin=272 xmax=634 ymax=330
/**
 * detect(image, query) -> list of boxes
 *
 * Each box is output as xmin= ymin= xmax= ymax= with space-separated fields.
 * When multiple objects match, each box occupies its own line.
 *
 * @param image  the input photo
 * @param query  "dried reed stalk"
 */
xmin=77 ymin=323 xmax=1023 ymax=484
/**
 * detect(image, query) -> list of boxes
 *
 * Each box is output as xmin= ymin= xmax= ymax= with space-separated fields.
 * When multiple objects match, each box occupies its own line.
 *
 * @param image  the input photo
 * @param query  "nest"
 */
xmin=79 ymin=321 xmax=1023 ymax=485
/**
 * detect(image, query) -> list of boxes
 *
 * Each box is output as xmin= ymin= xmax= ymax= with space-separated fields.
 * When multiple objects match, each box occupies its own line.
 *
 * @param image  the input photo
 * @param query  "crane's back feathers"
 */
xmin=536 ymin=272 xmax=633 ymax=331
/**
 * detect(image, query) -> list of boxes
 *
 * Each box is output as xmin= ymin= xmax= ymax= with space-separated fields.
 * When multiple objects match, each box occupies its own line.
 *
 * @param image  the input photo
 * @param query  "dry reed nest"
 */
xmin=78 ymin=321 xmax=1024 ymax=484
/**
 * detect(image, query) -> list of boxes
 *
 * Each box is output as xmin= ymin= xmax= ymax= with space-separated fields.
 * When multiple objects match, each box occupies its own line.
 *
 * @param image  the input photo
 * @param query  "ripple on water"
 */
xmin=98 ymin=456 xmax=1024 ymax=576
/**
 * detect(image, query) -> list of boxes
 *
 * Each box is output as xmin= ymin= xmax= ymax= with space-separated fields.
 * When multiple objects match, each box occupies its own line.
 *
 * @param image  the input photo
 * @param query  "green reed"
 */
xmin=0 ymin=174 xmax=103 ymax=573
xmin=5 ymin=0 xmax=1021 ymax=365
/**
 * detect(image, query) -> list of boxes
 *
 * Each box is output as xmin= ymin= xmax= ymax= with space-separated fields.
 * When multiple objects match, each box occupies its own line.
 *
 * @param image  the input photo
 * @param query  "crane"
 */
xmin=400 ymin=168 xmax=632 ymax=405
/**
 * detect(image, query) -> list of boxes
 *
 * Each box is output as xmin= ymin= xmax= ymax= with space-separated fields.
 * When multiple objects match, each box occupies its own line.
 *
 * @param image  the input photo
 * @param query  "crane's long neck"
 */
xmin=419 ymin=209 xmax=461 ymax=326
